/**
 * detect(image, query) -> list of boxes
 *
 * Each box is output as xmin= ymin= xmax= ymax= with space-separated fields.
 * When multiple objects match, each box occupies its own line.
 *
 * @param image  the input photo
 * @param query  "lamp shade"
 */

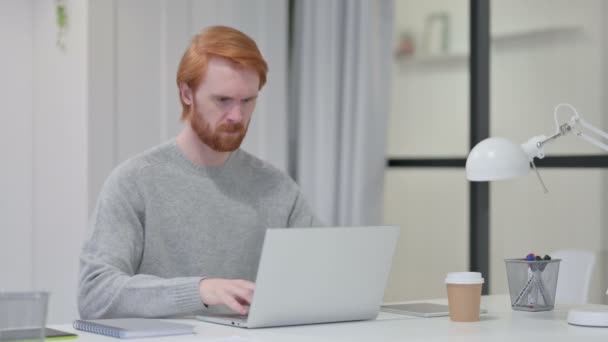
xmin=466 ymin=137 xmax=530 ymax=181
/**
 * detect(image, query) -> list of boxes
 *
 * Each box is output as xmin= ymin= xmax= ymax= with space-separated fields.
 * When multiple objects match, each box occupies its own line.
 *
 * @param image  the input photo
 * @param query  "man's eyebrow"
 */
xmin=211 ymin=94 xmax=257 ymax=97
xmin=211 ymin=94 xmax=258 ymax=100
xmin=211 ymin=94 xmax=232 ymax=98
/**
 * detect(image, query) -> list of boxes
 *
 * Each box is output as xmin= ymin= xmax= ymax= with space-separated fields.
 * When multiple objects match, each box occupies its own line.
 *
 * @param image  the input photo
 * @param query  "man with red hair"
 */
xmin=78 ymin=26 xmax=321 ymax=319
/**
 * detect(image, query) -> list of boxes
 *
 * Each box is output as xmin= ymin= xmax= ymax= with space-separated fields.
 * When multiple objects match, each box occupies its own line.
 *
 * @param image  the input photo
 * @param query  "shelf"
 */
xmin=396 ymin=52 xmax=468 ymax=68
xmin=395 ymin=25 xmax=583 ymax=68
xmin=492 ymin=25 xmax=583 ymax=42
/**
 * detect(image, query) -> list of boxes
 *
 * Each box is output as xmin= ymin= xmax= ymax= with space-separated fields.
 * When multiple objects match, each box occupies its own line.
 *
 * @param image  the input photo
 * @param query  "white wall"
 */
xmin=0 ymin=0 xmax=34 ymax=292
xmin=491 ymin=0 xmax=603 ymax=154
xmin=33 ymin=0 xmax=88 ymax=324
xmin=0 ymin=0 xmax=89 ymax=323
xmin=384 ymin=0 xmax=470 ymax=302
xmin=383 ymin=169 xmax=469 ymax=302
xmin=387 ymin=0 xmax=470 ymax=158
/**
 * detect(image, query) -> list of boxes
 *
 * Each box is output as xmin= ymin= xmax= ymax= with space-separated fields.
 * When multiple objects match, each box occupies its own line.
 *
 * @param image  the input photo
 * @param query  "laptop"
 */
xmin=196 ymin=225 xmax=400 ymax=328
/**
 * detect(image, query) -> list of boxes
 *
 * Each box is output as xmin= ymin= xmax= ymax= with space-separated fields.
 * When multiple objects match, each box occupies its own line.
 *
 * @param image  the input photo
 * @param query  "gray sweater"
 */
xmin=78 ymin=140 xmax=321 ymax=319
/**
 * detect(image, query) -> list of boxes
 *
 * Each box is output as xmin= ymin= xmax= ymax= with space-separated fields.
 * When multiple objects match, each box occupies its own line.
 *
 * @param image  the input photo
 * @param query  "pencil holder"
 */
xmin=504 ymin=259 xmax=561 ymax=311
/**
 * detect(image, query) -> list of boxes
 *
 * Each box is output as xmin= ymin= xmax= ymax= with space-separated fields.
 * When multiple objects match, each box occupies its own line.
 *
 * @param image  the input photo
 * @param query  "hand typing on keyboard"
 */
xmin=199 ymin=278 xmax=255 ymax=315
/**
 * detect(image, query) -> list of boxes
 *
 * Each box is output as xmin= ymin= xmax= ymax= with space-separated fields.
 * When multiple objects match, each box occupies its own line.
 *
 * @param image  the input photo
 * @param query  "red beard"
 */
xmin=190 ymin=106 xmax=248 ymax=152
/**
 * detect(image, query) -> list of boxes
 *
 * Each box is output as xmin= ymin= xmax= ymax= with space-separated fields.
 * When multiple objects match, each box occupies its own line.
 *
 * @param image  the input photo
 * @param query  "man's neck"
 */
xmin=176 ymin=124 xmax=232 ymax=167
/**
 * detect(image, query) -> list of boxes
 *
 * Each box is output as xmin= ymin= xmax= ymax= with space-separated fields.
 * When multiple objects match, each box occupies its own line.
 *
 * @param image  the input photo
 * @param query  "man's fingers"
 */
xmin=220 ymin=292 xmax=248 ymax=315
xmin=227 ymin=284 xmax=254 ymax=305
xmin=199 ymin=278 xmax=256 ymax=312
xmin=236 ymin=297 xmax=250 ymax=306
xmin=236 ymin=280 xmax=256 ymax=291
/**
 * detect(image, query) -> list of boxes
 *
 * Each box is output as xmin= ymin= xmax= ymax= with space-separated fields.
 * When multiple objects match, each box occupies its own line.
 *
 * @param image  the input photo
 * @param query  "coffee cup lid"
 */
xmin=445 ymin=272 xmax=484 ymax=284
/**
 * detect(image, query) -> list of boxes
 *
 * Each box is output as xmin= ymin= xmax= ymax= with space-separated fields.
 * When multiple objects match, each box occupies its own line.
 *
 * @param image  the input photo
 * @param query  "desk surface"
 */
xmin=53 ymin=295 xmax=607 ymax=342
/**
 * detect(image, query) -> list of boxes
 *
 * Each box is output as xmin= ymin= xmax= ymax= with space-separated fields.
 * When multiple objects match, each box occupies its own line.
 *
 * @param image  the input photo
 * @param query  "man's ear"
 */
xmin=179 ymin=83 xmax=193 ymax=105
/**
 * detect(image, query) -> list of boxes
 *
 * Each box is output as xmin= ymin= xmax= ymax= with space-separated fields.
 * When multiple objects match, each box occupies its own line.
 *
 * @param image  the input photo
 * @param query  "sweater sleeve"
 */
xmin=287 ymin=190 xmax=324 ymax=228
xmin=77 ymin=165 xmax=207 ymax=319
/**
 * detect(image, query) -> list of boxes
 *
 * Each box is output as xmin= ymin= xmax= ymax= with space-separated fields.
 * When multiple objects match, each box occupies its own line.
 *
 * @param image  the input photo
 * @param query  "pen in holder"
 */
xmin=505 ymin=258 xmax=561 ymax=311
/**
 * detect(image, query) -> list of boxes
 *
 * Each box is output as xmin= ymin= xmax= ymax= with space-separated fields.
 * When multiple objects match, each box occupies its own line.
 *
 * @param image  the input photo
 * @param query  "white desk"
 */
xmin=53 ymin=295 xmax=607 ymax=342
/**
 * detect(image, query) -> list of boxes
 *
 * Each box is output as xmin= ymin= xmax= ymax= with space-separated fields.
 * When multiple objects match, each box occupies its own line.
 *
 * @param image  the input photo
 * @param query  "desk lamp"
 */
xmin=465 ymin=103 xmax=608 ymax=327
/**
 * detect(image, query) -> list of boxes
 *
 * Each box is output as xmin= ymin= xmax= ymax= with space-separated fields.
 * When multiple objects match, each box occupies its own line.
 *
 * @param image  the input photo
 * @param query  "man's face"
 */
xmin=185 ymin=57 xmax=260 ymax=152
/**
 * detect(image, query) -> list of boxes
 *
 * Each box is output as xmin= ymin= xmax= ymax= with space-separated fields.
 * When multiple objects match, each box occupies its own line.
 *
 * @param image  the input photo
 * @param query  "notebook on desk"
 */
xmin=73 ymin=318 xmax=194 ymax=339
xmin=196 ymin=226 xmax=400 ymax=328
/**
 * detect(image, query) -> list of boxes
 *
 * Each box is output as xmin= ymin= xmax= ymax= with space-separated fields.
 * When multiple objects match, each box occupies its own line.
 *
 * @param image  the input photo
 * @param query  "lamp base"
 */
xmin=567 ymin=305 xmax=608 ymax=327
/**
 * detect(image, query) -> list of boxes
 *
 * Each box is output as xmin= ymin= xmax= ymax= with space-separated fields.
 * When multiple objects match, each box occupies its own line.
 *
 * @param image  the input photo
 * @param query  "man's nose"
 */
xmin=226 ymin=104 xmax=243 ymax=123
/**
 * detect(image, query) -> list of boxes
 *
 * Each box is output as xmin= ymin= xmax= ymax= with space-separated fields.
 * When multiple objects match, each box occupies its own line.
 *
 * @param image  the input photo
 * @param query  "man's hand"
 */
xmin=199 ymin=278 xmax=255 ymax=315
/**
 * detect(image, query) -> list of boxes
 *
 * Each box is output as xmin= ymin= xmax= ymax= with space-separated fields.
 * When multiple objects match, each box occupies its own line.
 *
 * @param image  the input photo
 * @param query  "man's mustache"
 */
xmin=218 ymin=122 xmax=245 ymax=133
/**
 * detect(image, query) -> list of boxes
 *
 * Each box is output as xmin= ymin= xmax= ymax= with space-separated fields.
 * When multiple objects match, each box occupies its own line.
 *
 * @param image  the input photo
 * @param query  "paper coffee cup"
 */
xmin=445 ymin=272 xmax=484 ymax=322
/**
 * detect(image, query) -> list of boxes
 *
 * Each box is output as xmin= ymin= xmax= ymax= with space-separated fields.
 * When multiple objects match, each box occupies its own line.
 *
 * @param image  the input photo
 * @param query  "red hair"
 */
xmin=176 ymin=26 xmax=268 ymax=121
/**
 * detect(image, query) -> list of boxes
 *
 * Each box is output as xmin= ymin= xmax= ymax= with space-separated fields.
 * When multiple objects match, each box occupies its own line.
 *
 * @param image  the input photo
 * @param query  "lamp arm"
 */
xmin=522 ymin=105 xmax=608 ymax=160
xmin=575 ymin=117 xmax=608 ymax=152
xmin=517 ymin=102 xmax=608 ymax=195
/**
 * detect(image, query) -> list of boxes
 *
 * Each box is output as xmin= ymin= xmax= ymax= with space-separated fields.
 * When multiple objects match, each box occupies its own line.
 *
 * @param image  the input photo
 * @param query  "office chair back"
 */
xmin=551 ymin=249 xmax=596 ymax=305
